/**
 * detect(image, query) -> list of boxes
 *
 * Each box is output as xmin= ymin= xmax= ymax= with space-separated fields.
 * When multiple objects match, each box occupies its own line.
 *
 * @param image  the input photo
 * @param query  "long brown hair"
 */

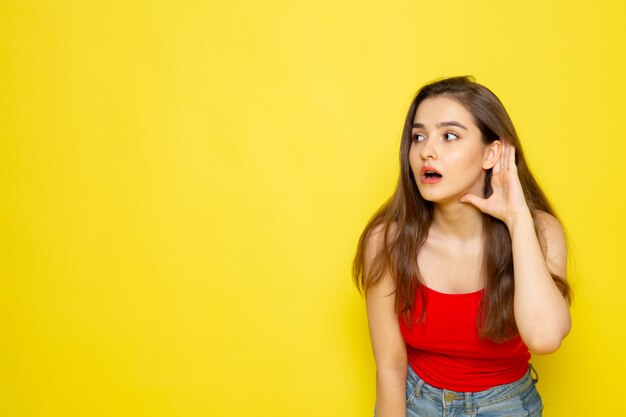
xmin=353 ymin=75 xmax=571 ymax=342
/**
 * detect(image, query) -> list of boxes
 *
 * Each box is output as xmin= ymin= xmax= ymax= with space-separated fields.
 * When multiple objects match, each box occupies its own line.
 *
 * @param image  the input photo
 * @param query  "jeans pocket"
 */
xmin=521 ymin=385 xmax=543 ymax=416
xmin=406 ymin=379 xmax=416 ymax=405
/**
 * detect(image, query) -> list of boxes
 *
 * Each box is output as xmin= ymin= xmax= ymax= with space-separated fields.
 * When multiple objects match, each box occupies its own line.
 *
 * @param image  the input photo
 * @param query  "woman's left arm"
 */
xmin=460 ymin=141 xmax=571 ymax=354
xmin=507 ymin=208 xmax=571 ymax=354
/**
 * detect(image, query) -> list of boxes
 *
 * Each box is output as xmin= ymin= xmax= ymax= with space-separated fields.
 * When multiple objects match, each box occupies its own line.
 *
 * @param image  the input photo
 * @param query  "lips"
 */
xmin=419 ymin=166 xmax=442 ymax=184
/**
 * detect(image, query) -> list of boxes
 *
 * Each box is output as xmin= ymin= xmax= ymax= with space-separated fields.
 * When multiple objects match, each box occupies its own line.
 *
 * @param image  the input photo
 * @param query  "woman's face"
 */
xmin=409 ymin=96 xmax=497 ymax=205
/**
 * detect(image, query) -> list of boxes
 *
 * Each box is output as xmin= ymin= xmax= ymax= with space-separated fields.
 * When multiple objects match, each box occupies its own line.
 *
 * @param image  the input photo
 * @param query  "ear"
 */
xmin=483 ymin=140 xmax=502 ymax=170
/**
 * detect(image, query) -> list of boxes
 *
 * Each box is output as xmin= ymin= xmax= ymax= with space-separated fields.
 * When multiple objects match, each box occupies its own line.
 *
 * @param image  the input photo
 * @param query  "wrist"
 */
xmin=505 ymin=206 xmax=533 ymax=230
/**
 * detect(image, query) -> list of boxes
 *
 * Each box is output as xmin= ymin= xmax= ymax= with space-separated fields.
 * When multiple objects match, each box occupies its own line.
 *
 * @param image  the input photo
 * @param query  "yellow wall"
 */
xmin=2 ymin=1 xmax=625 ymax=416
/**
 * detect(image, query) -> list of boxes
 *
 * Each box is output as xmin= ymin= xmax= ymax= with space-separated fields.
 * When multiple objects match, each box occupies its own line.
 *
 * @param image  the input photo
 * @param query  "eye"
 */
xmin=443 ymin=132 xmax=459 ymax=141
xmin=412 ymin=133 xmax=425 ymax=142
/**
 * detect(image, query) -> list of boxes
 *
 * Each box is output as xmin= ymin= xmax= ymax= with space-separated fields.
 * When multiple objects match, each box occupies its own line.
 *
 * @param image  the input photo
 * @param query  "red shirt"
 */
xmin=399 ymin=285 xmax=530 ymax=392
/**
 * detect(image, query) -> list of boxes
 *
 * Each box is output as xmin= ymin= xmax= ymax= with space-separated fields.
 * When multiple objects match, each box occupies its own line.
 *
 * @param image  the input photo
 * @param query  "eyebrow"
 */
xmin=412 ymin=121 xmax=468 ymax=130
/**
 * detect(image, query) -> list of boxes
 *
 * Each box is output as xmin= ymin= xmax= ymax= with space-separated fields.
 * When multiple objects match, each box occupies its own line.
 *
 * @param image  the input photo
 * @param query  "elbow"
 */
xmin=376 ymin=363 xmax=408 ymax=381
xmin=524 ymin=323 xmax=571 ymax=355
xmin=526 ymin=337 xmax=563 ymax=355
xmin=376 ymin=363 xmax=408 ymax=375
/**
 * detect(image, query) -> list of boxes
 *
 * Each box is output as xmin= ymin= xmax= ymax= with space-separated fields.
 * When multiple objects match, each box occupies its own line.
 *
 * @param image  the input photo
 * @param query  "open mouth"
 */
xmin=419 ymin=167 xmax=443 ymax=183
xmin=423 ymin=171 xmax=442 ymax=179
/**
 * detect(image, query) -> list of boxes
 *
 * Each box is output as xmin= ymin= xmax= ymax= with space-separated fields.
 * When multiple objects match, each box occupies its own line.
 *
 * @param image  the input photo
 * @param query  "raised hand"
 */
xmin=459 ymin=141 xmax=530 ymax=226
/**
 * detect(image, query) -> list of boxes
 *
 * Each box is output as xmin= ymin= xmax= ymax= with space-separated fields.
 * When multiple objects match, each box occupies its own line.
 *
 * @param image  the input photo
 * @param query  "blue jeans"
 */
xmin=375 ymin=364 xmax=543 ymax=416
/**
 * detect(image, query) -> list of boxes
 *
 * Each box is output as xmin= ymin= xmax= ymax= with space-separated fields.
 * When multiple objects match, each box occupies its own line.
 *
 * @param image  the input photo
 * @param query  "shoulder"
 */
xmin=365 ymin=222 xmax=399 ymax=255
xmin=362 ymin=222 xmax=399 ymax=290
xmin=534 ymin=210 xmax=563 ymax=230
xmin=533 ymin=210 xmax=566 ymax=243
xmin=533 ymin=210 xmax=567 ymax=277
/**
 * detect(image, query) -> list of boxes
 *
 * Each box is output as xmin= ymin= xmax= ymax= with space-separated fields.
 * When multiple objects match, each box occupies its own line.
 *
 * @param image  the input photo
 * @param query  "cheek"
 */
xmin=408 ymin=146 xmax=420 ymax=171
xmin=449 ymin=149 xmax=485 ymax=171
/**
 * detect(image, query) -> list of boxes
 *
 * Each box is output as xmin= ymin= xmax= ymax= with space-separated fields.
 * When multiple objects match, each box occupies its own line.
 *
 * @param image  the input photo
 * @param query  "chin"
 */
xmin=418 ymin=188 xmax=468 ymax=205
xmin=418 ymin=192 xmax=453 ymax=204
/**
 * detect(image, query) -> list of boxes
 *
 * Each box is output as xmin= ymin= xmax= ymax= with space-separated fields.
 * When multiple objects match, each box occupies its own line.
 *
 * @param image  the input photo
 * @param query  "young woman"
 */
xmin=353 ymin=76 xmax=572 ymax=417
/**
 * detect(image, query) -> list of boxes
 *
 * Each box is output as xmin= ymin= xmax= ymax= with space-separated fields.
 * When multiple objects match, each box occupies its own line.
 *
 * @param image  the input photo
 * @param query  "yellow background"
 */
xmin=2 ymin=1 xmax=625 ymax=416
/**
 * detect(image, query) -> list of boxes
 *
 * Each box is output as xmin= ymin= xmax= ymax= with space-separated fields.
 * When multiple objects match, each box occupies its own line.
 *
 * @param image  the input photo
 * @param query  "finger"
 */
xmin=509 ymin=144 xmax=516 ymax=169
xmin=459 ymin=193 xmax=488 ymax=212
xmin=497 ymin=140 xmax=506 ymax=172
xmin=503 ymin=141 xmax=510 ymax=172
xmin=493 ymin=142 xmax=504 ymax=174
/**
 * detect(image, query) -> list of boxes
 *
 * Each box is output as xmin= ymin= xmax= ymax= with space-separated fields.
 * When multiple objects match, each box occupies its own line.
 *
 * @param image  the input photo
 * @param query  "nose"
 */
xmin=419 ymin=138 xmax=437 ymax=160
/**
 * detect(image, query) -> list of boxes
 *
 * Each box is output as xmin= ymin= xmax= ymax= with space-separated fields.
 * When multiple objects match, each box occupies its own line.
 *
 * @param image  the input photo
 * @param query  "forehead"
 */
xmin=413 ymin=96 xmax=474 ymax=126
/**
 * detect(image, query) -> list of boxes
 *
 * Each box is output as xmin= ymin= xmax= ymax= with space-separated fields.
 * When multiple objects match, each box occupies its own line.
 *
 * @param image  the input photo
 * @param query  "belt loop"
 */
xmin=415 ymin=379 xmax=425 ymax=399
xmin=464 ymin=392 xmax=473 ymax=415
xmin=529 ymin=363 xmax=539 ymax=384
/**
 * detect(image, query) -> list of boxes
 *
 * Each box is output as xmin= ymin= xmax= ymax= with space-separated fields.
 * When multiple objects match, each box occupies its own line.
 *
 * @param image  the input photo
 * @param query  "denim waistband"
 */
xmin=406 ymin=364 xmax=539 ymax=411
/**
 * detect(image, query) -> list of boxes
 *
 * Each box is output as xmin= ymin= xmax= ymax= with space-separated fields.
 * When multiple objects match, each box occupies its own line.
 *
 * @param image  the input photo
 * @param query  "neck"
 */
xmin=431 ymin=201 xmax=484 ymax=242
